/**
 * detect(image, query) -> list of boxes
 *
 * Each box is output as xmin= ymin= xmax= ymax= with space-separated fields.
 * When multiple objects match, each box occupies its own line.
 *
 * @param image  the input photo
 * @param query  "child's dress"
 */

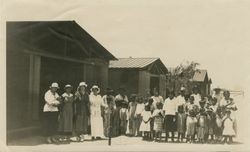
xmin=223 ymin=117 xmax=235 ymax=136
xmin=120 ymin=108 xmax=128 ymax=134
xmin=139 ymin=110 xmax=152 ymax=132
xmin=214 ymin=114 xmax=223 ymax=136
xmin=186 ymin=116 xmax=197 ymax=136
xmin=152 ymin=109 xmax=164 ymax=132
xmin=177 ymin=113 xmax=186 ymax=134
xmin=197 ymin=114 xmax=207 ymax=140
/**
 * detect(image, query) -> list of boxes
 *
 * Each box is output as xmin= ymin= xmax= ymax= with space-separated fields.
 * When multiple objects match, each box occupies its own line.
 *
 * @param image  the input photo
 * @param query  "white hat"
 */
xmin=180 ymin=87 xmax=186 ymax=91
xmin=50 ymin=82 xmax=59 ymax=88
xmin=64 ymin=84 xmax=73 ymax=89
xmin=91 ymin=85 xmax=100 ymax=93
xmin=79 ymin=82 xmax=87 ymax=87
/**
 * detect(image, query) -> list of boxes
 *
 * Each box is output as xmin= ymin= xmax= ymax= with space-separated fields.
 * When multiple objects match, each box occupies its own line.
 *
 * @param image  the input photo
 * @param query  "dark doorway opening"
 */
xmin=150 ymin=76 xmax=159 ymax=95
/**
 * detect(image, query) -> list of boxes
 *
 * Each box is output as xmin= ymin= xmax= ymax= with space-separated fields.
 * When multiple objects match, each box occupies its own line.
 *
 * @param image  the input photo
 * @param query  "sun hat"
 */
xmin=91 ymin=85 xmax=100 ymax=93
xmin=79 ymin=82 xmax=87 ymax=87
xmin=64 ymin=84 xmax=73 ymax=89
xmin=50 ymin=82 xmax=59 ymax=89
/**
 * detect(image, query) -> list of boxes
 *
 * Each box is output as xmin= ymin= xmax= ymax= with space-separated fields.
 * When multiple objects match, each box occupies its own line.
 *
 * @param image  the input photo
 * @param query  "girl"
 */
xmin=206 ymin=108 xmax=216 ymax=143
xmin=134 ymin=96 xmax=144 ymax=137
xmin=196 ymin=107 xmax=207 ymax=144
xmin=186 ymin=96 xmax=198 ymax=143
xmin=152 ymin=102 xmax=164 ymax=142
xmin=128 ymin=94 xmax=137 ymax=136
xmin=58 ymin=84 xmax=74 ymax=142
xmin=176 ymin=105 xmax=186 ymax=143
xmin=89 ymin=85 xmax=104 ymax=140
xmin=214 ymin=107 xmax=223 ymax=143
xmin=120 ymin=102 xmax=128 ymax=135
xmin=139 ymin=104 xmax=152 ymax=140
xmin=222 ymin=110 xmax=235 ymax=144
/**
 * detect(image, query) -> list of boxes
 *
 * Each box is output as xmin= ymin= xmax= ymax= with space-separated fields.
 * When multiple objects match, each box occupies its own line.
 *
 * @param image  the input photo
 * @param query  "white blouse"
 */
xmin=163 ymin=97 xmax=177 ymax=115
xmin=43 ymin=90 xmax=60 ymax=112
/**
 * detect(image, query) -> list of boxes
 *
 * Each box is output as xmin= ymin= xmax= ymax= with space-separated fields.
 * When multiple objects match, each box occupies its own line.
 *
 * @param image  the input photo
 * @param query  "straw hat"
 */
xmin=79 ymin=82 xmax=87 ymax=87
xmin=50 ymin=82 xmax=59 ymax=89
xmin=91 ymin=85 xmax=100 ymax=93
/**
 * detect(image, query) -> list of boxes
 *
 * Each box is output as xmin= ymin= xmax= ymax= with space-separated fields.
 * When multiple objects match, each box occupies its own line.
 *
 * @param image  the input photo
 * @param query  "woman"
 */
xmin=73 ymin=82 xmax=90 ymax=142
xmin=102 ymin=88 xmax=116 ymax=137
xmin=163 ymin=91 xmax=177 ymax=142
xmin=58 ymin=84 xmax=74 ymax=141
xmin=43 ymin=82 xmax=61 ymax=144
xmin=89 ymin=85 xmax=104 ymax=140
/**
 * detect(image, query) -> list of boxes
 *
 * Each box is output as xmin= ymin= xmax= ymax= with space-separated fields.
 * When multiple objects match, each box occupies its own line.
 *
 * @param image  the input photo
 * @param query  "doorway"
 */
xmin=150 ymin=76 xmax=160 ymax=95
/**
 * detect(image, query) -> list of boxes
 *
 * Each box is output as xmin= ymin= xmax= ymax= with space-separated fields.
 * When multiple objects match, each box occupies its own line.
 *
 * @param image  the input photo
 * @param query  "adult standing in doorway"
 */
xmin=191 ymin=85 xmax=202 ymax=107
xmin=43 ymin=82 xmax=61 ymax=144
xmin=73 ymin=82 xmax=90 ymax=142
xmin=89 ymin=85 xmax=104 ymax=140
xmin=114 ymin=87 xmax=129 ymax=136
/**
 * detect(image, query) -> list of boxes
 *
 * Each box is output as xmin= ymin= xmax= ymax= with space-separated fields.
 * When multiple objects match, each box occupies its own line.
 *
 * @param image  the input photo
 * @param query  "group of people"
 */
xmin=43 ymin=82 xmax=238 ymax=145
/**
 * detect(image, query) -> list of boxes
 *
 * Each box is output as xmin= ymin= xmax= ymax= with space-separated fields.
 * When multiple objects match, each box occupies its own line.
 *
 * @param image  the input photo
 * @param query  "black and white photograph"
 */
xmin=1 ymin=0 xmax=250 ymax=151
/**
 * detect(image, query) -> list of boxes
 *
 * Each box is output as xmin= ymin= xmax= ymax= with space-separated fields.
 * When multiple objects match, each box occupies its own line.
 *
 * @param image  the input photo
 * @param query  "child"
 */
xmin=134 ymin=96 xmax=144 ymax=137
xmin=177 ymin=105 xmax=186 ymax=143
xmin=152 ymin=102 xmax=164 ymax=142
xmin=120 ymin=102 xmax=128 ymax=135
xmin=214 ymin=107 xmax=223 ymax=143
xmin=128 ymin=94 xmax=137 ymax=136
xmin=222 ymin=110 xmax=235 ymax=144
xmin=139 ymin=104 xmax=152 ymax=140
xmin=148 ymin=98 xmax=155 ymax=140
xmin=58 ymin=84 xmax=74 ymax=142
xmin=197 ymin=107 xmax=207 ymax=144
xmin=206 ymin=108 xmax=216 ymax=143
xmin=186 ymin=96 xmax=198 ymax=143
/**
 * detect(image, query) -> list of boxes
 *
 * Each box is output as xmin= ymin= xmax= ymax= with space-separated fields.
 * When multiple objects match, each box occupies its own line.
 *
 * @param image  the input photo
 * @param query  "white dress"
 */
xmin=139 ymin=111 xmax=151 ymax=132
xmin=223 ymin=117 xmax=235 ymax=136
xmin=89 ymin=93 xmax=104 ymax=137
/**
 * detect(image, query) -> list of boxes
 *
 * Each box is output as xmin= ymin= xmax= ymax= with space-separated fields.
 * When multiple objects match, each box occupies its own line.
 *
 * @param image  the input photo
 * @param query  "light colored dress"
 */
xmin=152 ymin=109 xmax=164 ymax=132
xmin=177 ymin=113 xmax=186 ymax=133
xmin=139 ymin=110 xmax=152 ymax=132
xmin=223 ymin=117 xmax=235 ymax=136
xmin=89 ymin=93 xmax=104 ymax=137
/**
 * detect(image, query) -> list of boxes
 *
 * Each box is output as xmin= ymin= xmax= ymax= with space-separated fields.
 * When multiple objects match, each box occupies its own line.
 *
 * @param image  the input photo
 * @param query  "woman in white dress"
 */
xmin=89 ymin=85 xmax=104 ymax=140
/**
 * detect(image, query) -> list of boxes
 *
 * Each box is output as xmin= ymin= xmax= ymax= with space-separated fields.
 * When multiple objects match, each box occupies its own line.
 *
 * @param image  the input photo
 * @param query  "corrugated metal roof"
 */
xmin=109 ymin=58 xmax=159 ymax=68
xmin=192 ymin=69 xmax=208 ymax=82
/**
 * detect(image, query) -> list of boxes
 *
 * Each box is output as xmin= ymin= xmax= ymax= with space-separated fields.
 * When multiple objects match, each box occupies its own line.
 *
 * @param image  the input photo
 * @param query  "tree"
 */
xmin=166 ymin=61 xmax=200 ymax=95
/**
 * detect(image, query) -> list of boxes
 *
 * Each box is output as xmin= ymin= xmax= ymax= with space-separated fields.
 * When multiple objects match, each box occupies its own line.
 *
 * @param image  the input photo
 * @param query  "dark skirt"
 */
xmin=74 ymin=114 xmax=89 ymax=135
xmin=43 ymin=112 xmax=59 ymax=136
xmin=165 ymin=115 xmax=176 ymax=132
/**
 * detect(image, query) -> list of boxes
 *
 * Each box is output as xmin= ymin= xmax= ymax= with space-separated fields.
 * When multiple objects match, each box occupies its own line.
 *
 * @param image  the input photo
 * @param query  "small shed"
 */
xmin=192 ymin=69 xmax=212 ymax=96
xmin=109 ymin=58 xmax=168 ymax=98
xmin=7 ymin=21 xmax=116 ymax=142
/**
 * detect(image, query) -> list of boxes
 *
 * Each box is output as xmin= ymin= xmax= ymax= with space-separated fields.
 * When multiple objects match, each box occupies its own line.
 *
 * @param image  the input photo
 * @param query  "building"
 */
xmin=192 ymin=69 xmax=212 ymax=96
xmin=7 ymin=21 xmax=116 ymax=142
xmin=109 ymin=58 xmax=168 ymax=98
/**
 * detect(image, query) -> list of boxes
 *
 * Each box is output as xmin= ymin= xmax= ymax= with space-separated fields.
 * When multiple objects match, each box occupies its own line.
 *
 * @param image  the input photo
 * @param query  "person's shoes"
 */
xmin=96 ymin=137 xmax=101 ymax=140
xmin=91 ymin=136 xmax=95 ymax=140
xmin=47 ymin=137 xmax=52 ymax=144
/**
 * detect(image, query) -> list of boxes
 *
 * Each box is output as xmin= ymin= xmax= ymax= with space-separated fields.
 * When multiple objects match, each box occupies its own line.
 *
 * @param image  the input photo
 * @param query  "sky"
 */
xmin=1 ymin=0 xmax=250 ymax=91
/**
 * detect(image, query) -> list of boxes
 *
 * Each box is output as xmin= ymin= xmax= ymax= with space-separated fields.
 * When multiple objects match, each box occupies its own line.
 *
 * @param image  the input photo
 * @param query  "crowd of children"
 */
xmin=118 ymin=87 xmax=238 ymax=145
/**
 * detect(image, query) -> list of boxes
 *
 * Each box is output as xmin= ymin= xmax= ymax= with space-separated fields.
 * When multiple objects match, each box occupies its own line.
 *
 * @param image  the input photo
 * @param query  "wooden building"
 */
xmin=109 ymin=58 xmax=168 ymax=98
xmin=7 ymin=21 xmax=116 ymax=142
xmin=192 ymin=69 xmax=212 ymax=96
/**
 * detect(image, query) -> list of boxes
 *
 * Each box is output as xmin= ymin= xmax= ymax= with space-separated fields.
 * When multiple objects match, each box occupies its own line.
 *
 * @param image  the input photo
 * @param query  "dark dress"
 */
xmin=73 ymin=92 xmax=90 ymax=135
xmin=58 ymin=93 xmax=74 ymax=133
